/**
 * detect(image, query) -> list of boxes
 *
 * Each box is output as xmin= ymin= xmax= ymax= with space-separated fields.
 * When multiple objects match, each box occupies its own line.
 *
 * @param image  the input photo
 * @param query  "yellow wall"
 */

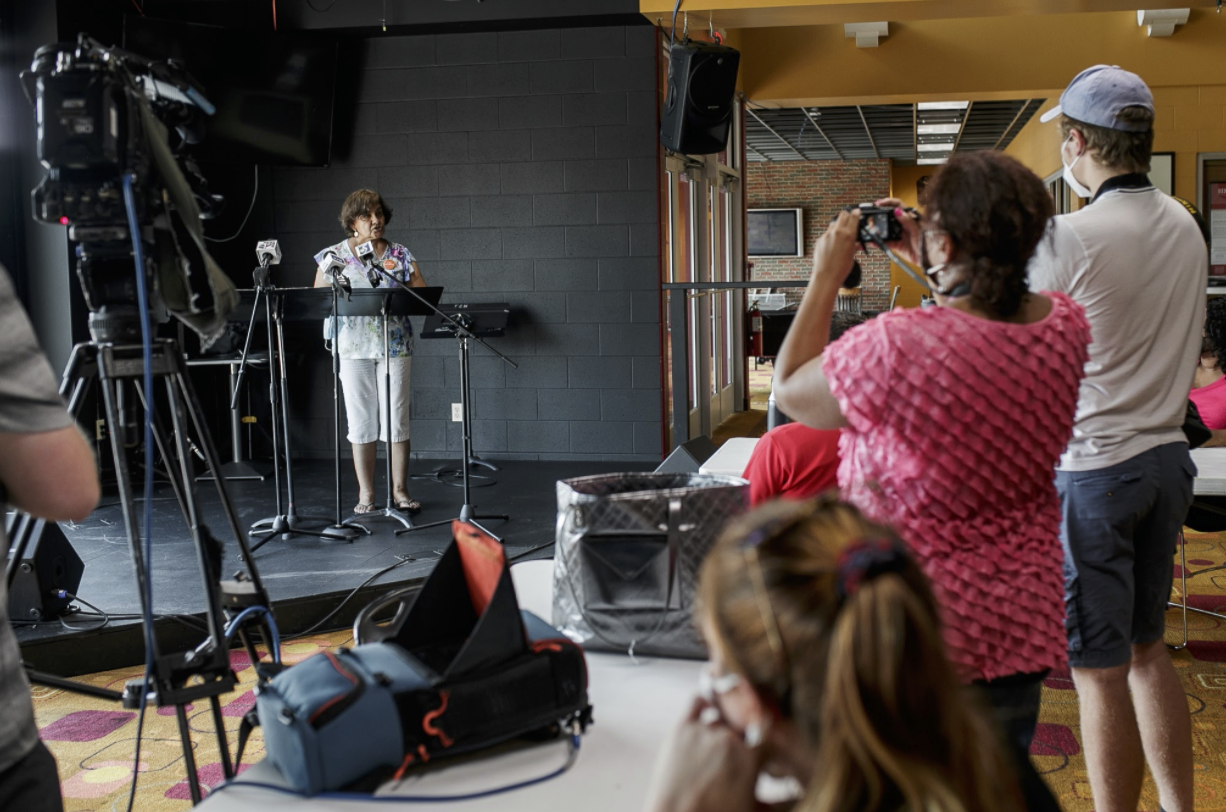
xmin=887 ymin=164 xmax=932 ymax=308
xmin=1006 ymin=86 xmax=1226 ymax=203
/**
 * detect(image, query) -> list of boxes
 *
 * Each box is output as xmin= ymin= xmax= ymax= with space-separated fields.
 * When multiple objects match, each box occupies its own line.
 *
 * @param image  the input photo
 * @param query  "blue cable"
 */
xmin=122 ymin=172 xmax=156 ymax=812
xmin=224 ymin=605 xmax=282 ymax=665
xmin=208 ymin=734 xmax=581 ymax=803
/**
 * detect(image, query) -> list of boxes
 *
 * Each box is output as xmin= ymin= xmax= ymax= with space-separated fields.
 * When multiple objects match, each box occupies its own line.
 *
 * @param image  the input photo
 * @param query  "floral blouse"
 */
xmin=314 ymin=240 xmax=417 ymax=359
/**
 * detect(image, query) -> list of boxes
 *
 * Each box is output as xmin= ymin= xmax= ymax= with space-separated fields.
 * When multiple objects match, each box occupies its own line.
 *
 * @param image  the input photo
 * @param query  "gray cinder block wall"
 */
xmin=272 ymin=25 xmax=664 ymax=462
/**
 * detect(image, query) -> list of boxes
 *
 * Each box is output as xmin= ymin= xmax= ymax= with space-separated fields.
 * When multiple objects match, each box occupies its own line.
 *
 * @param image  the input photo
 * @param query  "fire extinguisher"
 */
xmin=747 ymin=301 xmax=763 ymax=358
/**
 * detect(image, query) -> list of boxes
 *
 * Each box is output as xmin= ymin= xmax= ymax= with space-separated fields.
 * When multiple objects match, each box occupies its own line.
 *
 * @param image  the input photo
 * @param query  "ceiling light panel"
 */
xmin=917 ymin=101 xmax=969 ymax=111
xmin=916 ymin=123 xmax=961 ymax=135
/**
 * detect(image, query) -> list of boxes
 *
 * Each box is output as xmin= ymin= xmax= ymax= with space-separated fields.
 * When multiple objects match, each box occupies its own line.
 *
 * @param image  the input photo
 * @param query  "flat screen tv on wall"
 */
xmin=123 ymin=17 xmax=338 ymax=166
xmin=748 ymin=208 xmax=804 ymax=257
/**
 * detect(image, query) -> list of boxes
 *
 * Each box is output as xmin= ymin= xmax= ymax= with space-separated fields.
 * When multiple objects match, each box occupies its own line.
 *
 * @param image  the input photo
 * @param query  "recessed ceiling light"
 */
xmin=918 ymin=101 xmax=969 ymax=111
xmin=917 ymin=123 xmax=960 ymax=135
xmin=918 ymin=143 xmax=953 ymax=152
xmin=917 ymin=157 xmax=948 ymax=165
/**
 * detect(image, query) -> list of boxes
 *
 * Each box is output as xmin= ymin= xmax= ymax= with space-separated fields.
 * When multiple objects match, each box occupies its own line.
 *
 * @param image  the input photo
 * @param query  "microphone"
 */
xmin=319 ymin=252 xmax=350 ymax=296
xmin=354 ymin=240 xmax=381 ymax=287
xmin=256 ymin=239 xmax=282 ymax=267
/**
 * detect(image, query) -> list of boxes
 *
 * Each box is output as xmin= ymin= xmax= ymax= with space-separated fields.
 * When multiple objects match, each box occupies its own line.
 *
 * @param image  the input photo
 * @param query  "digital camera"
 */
xmin=852 ymin=205 xmax=903 ymax=243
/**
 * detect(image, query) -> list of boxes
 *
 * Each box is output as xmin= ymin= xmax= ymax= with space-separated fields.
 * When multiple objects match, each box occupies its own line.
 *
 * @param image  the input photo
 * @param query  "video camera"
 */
xmin=22 ymin=35 xmax=236 ymax=344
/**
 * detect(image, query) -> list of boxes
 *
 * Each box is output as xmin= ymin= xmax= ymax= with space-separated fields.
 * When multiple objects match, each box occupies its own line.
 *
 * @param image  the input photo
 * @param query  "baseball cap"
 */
xmin=1038 ymin=65 xmax=1154 ymax=131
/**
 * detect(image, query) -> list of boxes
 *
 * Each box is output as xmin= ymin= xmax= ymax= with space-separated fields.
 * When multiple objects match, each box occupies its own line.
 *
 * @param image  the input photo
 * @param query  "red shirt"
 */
xmin=741 ymin=423 xmax=841 ymax=508
xmin=1191 ymin=374 xmax=1226 ymax=430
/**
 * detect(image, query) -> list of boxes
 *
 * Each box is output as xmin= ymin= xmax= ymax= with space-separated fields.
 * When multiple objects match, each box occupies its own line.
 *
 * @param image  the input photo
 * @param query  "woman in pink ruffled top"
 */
xmin=774 ymin=151 xmax=1090 ymax=812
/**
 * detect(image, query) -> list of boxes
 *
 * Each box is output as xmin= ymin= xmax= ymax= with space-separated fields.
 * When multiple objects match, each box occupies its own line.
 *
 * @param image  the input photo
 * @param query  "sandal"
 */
xmin=395 ymin=498 xmax=422 ymax=515
xmin=353 ymin=502 xmax=376 ymax=514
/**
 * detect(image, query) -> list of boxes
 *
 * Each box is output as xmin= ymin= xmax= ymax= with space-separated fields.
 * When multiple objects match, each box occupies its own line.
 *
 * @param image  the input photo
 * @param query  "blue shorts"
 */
xmin=1056 ymin=442 xmax=1195 ymax=669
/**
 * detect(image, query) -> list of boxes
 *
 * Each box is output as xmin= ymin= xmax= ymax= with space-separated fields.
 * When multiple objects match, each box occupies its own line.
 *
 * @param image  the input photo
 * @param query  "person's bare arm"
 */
xmin=0 ymin=424 xmax=98 ymax=521
xmin=409 ymin=261 xmax=427 ymax=288
xmin=772 ymin=211 xmax=860 ymax=429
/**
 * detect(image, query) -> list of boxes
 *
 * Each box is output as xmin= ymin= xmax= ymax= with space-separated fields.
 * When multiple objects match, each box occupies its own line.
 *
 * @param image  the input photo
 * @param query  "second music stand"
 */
xmin=401 ymin=303 xmax=511 ymax=541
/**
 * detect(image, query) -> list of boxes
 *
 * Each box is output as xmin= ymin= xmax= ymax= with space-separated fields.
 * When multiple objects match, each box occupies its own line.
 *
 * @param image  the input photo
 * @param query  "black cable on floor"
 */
xmin=284 ymin=554 xmax=420 ymax=641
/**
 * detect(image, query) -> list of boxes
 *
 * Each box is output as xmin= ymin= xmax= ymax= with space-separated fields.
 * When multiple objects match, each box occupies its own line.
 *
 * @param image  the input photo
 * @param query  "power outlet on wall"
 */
xmin=451 ymin=403 xmax=463 ymax=422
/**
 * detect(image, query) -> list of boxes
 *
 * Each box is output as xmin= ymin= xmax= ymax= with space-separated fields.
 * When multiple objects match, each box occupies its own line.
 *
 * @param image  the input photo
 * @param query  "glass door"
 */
xmin=662 ymin=99 xmax=746 ymax=447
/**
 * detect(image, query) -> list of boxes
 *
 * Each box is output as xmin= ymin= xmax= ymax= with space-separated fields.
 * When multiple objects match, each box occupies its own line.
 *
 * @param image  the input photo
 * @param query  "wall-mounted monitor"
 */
xmin=748 ymin=208 xmax=804 ymax=257
xmin=124 ymin=17 xmax=338 ymax=167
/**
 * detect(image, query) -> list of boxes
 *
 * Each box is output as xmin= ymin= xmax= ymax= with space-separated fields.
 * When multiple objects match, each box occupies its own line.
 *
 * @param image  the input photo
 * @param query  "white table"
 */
xmin=1192 ymin=447 xmax=1226 ymax=495
xmin=698 ymin=437 xmax=759 ymax=478
xmin=197 ymin=560 xmax=703 ymax=811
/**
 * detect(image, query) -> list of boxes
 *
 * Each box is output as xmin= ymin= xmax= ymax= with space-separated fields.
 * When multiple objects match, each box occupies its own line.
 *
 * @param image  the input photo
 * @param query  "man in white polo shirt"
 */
xmin=1029 ymin=66 xmax=1206 ymax=812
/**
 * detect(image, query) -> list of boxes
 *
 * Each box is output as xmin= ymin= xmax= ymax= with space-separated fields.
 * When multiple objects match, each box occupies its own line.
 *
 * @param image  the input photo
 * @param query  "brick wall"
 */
xmin=268 ymin=25 xmax=663 ymax=462
xmin=745 ymin=160 xmax=891 ymax=310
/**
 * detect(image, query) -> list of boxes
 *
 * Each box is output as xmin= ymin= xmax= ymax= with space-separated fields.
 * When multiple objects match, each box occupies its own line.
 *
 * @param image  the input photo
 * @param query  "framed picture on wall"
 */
xmin=1151 ymin=152 xmax=1174 ymax=196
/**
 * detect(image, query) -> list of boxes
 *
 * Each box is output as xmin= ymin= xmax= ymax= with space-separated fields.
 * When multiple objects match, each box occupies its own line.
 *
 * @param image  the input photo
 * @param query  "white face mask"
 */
xmin=1062 ymin=136 xmax=1093 ymax=199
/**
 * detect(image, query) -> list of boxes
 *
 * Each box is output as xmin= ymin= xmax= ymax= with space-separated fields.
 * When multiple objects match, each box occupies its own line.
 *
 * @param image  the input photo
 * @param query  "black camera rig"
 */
xmin=22 ymin=34 xmax=235 ymax=343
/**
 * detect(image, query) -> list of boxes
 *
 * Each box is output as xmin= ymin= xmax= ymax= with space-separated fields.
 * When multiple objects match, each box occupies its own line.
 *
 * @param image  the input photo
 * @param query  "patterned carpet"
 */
xmin=27 ymin=528 xmax=1226 ymax=810
xmin=32 ymin=633 xmax=347 ymax=811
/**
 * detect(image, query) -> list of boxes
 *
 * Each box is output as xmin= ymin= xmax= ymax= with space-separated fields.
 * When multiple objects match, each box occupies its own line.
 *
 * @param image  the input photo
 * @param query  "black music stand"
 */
xmin=328 ymin=287 xmax=444 ymax=530
xmin=401 ymin=303 xmax=511 ymax=541
xmin=421 ymin=302 xmax=509 ymax=488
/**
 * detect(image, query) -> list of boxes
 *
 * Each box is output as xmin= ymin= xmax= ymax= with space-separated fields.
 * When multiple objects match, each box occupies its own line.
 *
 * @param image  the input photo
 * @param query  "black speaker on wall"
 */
xmin=655 ymin=436 xmax=719 ymax=474
xmin=7 ymin=519 xmax=84 ymax=621
xmin=660 ymin=39 xmax=741 ymax=155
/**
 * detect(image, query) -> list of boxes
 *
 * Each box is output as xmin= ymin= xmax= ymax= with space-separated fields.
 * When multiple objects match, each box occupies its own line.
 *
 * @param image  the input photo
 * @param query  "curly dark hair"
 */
xmin=1206 ymin=298 xmax=1226 ymax=369
xmin=339 ymin=189 xmax=394 ymax=234
xmin=924 ymin=151 xmax=1053 ymax=319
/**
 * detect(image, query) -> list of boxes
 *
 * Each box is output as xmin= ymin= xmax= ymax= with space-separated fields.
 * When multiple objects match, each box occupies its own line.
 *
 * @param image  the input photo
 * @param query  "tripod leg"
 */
xmin=209 ymin=694 xmax=235 ymax=780
xmin=173 ymin=354 xmax=272 ymax=586
xmin=132 ymin=379 xmax=190 ymax=524
xmin=162 ymin=371 xmax=232 ymax=647
xmin=175 ymin=703 xmax=203 ymax=805
xmin=97 ymin=353 xmax=157 ymax=651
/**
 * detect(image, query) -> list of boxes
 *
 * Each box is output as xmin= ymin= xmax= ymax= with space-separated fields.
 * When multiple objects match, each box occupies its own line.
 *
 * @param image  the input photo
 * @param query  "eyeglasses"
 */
xmin=356 ymin=211 xmax=384 ymax=222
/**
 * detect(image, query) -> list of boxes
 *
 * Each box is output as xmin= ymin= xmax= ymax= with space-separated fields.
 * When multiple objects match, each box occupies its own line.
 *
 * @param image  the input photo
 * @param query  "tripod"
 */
xmin=7 ymin=334 xmax=276 ymax=805
xmin=246 ymin=282 xmax=334 ymax=551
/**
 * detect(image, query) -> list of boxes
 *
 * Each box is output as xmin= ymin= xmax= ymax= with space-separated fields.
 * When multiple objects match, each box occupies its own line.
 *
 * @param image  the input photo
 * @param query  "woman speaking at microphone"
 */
xmin=314 ymin=189 xmax=428 ymax=515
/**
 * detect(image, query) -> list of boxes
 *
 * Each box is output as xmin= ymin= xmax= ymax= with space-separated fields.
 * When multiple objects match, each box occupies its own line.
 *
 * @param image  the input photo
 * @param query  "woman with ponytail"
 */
xmin=646 ymin=498 xmax=1025 ymax=812
xmin=771 ymin=150 xmax=1089 ymax=811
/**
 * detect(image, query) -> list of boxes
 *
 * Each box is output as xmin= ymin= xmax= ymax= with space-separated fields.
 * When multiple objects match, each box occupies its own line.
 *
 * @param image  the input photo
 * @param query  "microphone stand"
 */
xmin=230 ymin=263 xmax=269 ymax=413
xmin=248 ymin=279 xmax=334 ymax=551
xmin=357 ymin=255 xmax=518 ymax=541
xmin=321 ymin=267 xmax=369 ymax=541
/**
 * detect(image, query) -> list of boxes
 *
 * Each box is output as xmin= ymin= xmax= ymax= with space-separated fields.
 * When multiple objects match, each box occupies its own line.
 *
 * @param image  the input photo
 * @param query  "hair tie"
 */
xmin=835 ymin=538 xmax=909 ymax=602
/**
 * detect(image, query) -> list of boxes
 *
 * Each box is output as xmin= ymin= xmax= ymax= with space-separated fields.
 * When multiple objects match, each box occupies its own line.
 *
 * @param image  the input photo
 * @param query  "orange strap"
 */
xmin=422 ymin=691 xmax=454 ymax=748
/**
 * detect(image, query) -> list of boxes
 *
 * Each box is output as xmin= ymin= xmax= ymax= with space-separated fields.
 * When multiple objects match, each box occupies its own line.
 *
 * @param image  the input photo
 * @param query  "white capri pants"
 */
xmin=338 ymin=357 xmax=412 ymax=444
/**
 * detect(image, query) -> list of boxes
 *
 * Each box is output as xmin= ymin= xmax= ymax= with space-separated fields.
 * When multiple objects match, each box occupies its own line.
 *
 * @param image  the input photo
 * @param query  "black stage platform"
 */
xmin=14 ymin=459 xmax=651 ymax=676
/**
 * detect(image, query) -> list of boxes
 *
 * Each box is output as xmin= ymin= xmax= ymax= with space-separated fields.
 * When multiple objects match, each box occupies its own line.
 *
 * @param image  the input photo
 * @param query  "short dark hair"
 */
xmin=830 ymin=311 xmax=867 ymax=342
xmin=1206 ymin=298 xmax=1226 ymax=369
xmin=1059 ymin=108 xmax=1154 ymax=173
xmin=339 ymin=189 xmax=394 ymax=234
xmin=924 ymin=151 xmax=1052 ymax=319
